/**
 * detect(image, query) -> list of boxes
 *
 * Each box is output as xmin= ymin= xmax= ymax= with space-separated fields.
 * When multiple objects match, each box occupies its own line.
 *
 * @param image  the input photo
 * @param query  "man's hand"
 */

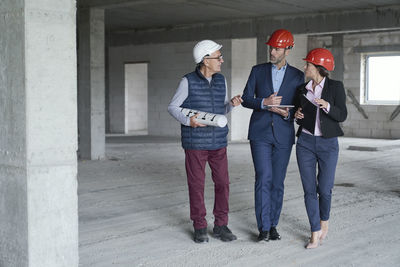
xmin=230 ymin=95 xmax=243 ymax=107
xmin=263 ymin=92 xmax=282 ymax=106
xmin=269 ymin=107 xmax=289 ymax=118
xmin=190 ymin=113 xmax=207 ymax=128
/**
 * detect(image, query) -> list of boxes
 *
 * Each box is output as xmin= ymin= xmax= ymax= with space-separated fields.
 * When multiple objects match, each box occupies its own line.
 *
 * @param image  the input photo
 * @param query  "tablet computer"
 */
xmin=267 ymin=105 xmax=295 ymax=108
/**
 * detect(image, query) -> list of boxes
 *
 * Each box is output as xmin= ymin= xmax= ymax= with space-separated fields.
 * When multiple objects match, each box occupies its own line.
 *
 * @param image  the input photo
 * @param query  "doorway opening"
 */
xmin=124 ymin=63 xmax=148 ymax=135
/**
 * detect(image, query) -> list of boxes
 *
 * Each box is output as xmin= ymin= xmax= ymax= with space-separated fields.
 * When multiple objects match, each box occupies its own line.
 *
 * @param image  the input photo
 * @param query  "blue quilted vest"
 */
xmin=180 ymin=67 xmax=229 ymax=150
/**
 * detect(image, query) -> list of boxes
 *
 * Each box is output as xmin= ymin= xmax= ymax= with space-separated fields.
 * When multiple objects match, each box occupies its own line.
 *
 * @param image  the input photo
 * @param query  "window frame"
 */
xmin=361 ymin=52 xmax=400 ymax=105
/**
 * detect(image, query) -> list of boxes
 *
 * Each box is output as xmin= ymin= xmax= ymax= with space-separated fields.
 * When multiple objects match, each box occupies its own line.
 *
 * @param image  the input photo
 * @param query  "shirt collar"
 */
xmin=305 ymin=77 xmax=326 ymax=92
xmin=272 ymin=62 xmax=287 ymax=71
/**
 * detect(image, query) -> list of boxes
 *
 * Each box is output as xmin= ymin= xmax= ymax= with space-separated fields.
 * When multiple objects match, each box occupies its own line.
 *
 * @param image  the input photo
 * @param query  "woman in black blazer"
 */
xmin=294 ymin=48 xmax=347 ymax=249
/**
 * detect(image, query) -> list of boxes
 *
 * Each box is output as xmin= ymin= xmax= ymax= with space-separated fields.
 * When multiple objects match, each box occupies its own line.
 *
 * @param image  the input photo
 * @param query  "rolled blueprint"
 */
xmin=181 ymin=108 xmax=227 ymax=127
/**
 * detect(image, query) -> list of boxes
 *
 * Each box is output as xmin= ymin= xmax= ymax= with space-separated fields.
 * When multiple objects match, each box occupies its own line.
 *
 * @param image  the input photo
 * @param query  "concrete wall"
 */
xmin=107 ymin=29 xmax=400 ymax=139
xmin=108 ymin=39 xmax=232 ymax=136
xmin=309 ymin=30 xmax=400 ymax=139
xmin=124 ymin=63 xmax=148 ymax=134
xmin=230 ymin=38 xmax=256 ymax=140
xmin=105 ymin=3 xmax=400 ymax=140
xmin=286 ymin=34 xmax=308 ymax=72
xmin=106 ymin=34 xmax=335 ymax=140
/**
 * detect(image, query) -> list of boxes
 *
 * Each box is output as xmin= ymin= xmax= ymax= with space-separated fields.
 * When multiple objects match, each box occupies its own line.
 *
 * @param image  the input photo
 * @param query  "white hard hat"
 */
xmin=193 ymin=40 xmax=223 ymax=64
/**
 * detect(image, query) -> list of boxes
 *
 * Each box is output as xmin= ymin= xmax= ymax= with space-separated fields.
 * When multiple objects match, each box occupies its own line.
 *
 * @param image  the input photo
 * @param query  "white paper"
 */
xmin=181 ymin=108 xmax=227 ymax=127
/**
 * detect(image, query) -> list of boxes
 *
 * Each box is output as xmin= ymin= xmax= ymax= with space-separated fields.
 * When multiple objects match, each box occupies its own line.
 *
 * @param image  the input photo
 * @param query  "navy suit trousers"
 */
xmin=250 ymin=130 xmax=292 ymax=232
xmin=296 ymin=132 xmax=339 ymax=232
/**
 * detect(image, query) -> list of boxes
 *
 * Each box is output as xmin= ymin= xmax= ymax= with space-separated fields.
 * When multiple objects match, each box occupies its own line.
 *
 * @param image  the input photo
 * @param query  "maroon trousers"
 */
xmin=184 ymin=147 xmax=230 ymax=229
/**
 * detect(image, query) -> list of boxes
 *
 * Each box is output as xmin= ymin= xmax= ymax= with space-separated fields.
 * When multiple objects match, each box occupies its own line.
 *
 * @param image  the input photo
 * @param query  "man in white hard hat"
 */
xmin=168 ymin=40 xmax=242 ymax=243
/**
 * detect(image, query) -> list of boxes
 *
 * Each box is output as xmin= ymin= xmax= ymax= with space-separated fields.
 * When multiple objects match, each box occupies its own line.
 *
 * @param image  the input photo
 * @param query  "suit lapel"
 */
xmin=264 ymin=63 xmax=274 ymax=96
xmin=321 ymin=77 xmax=330 ymax=99
xmin=277 ymin=64 xmax=292 ymax=97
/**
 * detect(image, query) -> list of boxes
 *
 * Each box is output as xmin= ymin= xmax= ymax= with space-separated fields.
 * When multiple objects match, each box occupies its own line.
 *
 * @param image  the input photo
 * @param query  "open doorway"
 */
xmin=124 ymin=62 xmax=148 ymax=135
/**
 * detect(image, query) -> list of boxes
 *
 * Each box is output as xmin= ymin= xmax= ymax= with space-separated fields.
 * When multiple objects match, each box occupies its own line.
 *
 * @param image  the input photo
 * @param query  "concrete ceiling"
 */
xmin=79 ymin=0 xmax=400 ymax=32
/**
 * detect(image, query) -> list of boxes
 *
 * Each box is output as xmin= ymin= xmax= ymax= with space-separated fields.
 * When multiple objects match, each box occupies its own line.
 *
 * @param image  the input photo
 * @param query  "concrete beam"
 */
xmin=347 ymin=90 xmax=369 ymax=120
xmin=110 ymin=5 xmax=400 ymax=46
xmin=353 ymin=44 xmax=400 ymax=53
xmin=389 ymin=105 xmax=400 ymax=121
xmin=78 ymin=0 xmax=185 ymax=9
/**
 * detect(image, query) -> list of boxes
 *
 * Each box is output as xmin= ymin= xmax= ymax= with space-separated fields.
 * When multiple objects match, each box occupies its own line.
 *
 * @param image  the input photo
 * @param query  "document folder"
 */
xmin=297 ymin=94 xmax=317 ymax=134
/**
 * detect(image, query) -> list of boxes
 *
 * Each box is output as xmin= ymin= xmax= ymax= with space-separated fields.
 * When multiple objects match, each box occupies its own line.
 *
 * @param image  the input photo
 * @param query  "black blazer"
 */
xmin=294 ymin=77 xmax=347 ymax=138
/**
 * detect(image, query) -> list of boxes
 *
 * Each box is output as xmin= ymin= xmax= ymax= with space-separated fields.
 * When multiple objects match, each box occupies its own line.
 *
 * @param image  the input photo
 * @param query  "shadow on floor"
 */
xmin=106 ymin=135 xmax=180 ymax=144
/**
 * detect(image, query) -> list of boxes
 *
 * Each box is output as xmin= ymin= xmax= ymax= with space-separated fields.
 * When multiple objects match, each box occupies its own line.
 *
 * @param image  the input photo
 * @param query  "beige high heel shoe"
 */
xmin=320 ymin=220 xmax=329 ymax=241
xmin=306 ymin=230 xmax=321 ymax=249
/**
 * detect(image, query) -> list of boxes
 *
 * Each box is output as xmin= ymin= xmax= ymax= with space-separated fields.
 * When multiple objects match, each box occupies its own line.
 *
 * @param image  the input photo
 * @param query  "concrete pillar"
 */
xmin=257 ymin=34 xmax=269 ymax=64
xmin=230 ymin=38 xmax=256 ymax=140
xmin=78 ymin=8 xmax=105 ymax=159
xmin=331 ymin=34 xmax=344 ymax=82
xmin=0 ymin=0 xmax=78 ymax=266
xmin=107 ymin=51 xmax=125 ymax=134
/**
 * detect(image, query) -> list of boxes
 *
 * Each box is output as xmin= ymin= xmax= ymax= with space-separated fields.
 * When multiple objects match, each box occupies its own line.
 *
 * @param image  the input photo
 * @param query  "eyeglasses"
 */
xmin=204 ymin=55 xmax=223 ymax=61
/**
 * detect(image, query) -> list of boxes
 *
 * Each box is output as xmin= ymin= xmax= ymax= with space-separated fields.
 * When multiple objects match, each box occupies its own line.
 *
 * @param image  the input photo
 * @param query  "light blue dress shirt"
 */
xmin=261 ymin=62 xmax=288 ymax=109
xmin=271 ymin=63 xmax=287 ymax=93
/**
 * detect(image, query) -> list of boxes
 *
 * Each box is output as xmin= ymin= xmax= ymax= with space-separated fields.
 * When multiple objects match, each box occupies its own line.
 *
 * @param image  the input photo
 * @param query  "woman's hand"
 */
xmin=295 ymin=108 xmax=304 ymax=119
xmin=314 ymin=98 xmax=329 ymax=109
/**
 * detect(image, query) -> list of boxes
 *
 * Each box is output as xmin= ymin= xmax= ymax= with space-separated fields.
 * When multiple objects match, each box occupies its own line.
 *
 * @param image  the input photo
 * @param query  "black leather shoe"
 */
xmin=257 ymin=230 xmax=269 ymax=242
xmin=269 ymin=227 xmax=281 ymax=240
xmin=213 ymin=225 xmax=237 ymax=242
xmin=194 ymin=227 xmax=209 ymax=243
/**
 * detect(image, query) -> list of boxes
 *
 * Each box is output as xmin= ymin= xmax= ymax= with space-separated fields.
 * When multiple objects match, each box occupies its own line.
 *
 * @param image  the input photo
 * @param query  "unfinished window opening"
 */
xmin=361 ymin=53 xmax=400 ymax=105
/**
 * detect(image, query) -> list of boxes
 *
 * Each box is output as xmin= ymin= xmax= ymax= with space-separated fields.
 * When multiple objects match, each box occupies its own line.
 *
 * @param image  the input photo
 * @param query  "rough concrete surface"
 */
xmin=78 ymin=137 xmax=400 ymax=266
xmin=1 ymin=1 xmax=78 ymax=266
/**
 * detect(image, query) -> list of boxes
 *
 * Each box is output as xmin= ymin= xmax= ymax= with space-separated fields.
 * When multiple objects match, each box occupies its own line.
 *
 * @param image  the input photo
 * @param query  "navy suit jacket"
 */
xmin=242 ymin=63 xmax=304 ymax=145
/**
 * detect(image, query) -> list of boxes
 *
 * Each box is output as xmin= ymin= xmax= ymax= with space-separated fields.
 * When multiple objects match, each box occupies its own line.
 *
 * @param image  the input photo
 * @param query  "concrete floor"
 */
xmin=78 ymin=136 xmax=400 ymax=266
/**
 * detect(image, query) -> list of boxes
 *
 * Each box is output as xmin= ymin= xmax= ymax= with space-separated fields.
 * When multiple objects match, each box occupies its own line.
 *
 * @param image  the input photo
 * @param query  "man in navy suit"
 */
xmin=242 ymin=29 xmax=304 ymax=242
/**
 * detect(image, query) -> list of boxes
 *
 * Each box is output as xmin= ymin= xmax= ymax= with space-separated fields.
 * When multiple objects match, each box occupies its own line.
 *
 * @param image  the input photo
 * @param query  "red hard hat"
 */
xmin=266 ymin=29 xmax=294 ymax=49
xmin=303 ymin=48 xmax=335 ymax=71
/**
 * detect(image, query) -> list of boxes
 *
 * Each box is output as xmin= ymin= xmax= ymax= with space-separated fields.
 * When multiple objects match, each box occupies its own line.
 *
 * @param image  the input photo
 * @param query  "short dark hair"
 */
xmin=315 ymin=65 xmax=329 ymax=77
